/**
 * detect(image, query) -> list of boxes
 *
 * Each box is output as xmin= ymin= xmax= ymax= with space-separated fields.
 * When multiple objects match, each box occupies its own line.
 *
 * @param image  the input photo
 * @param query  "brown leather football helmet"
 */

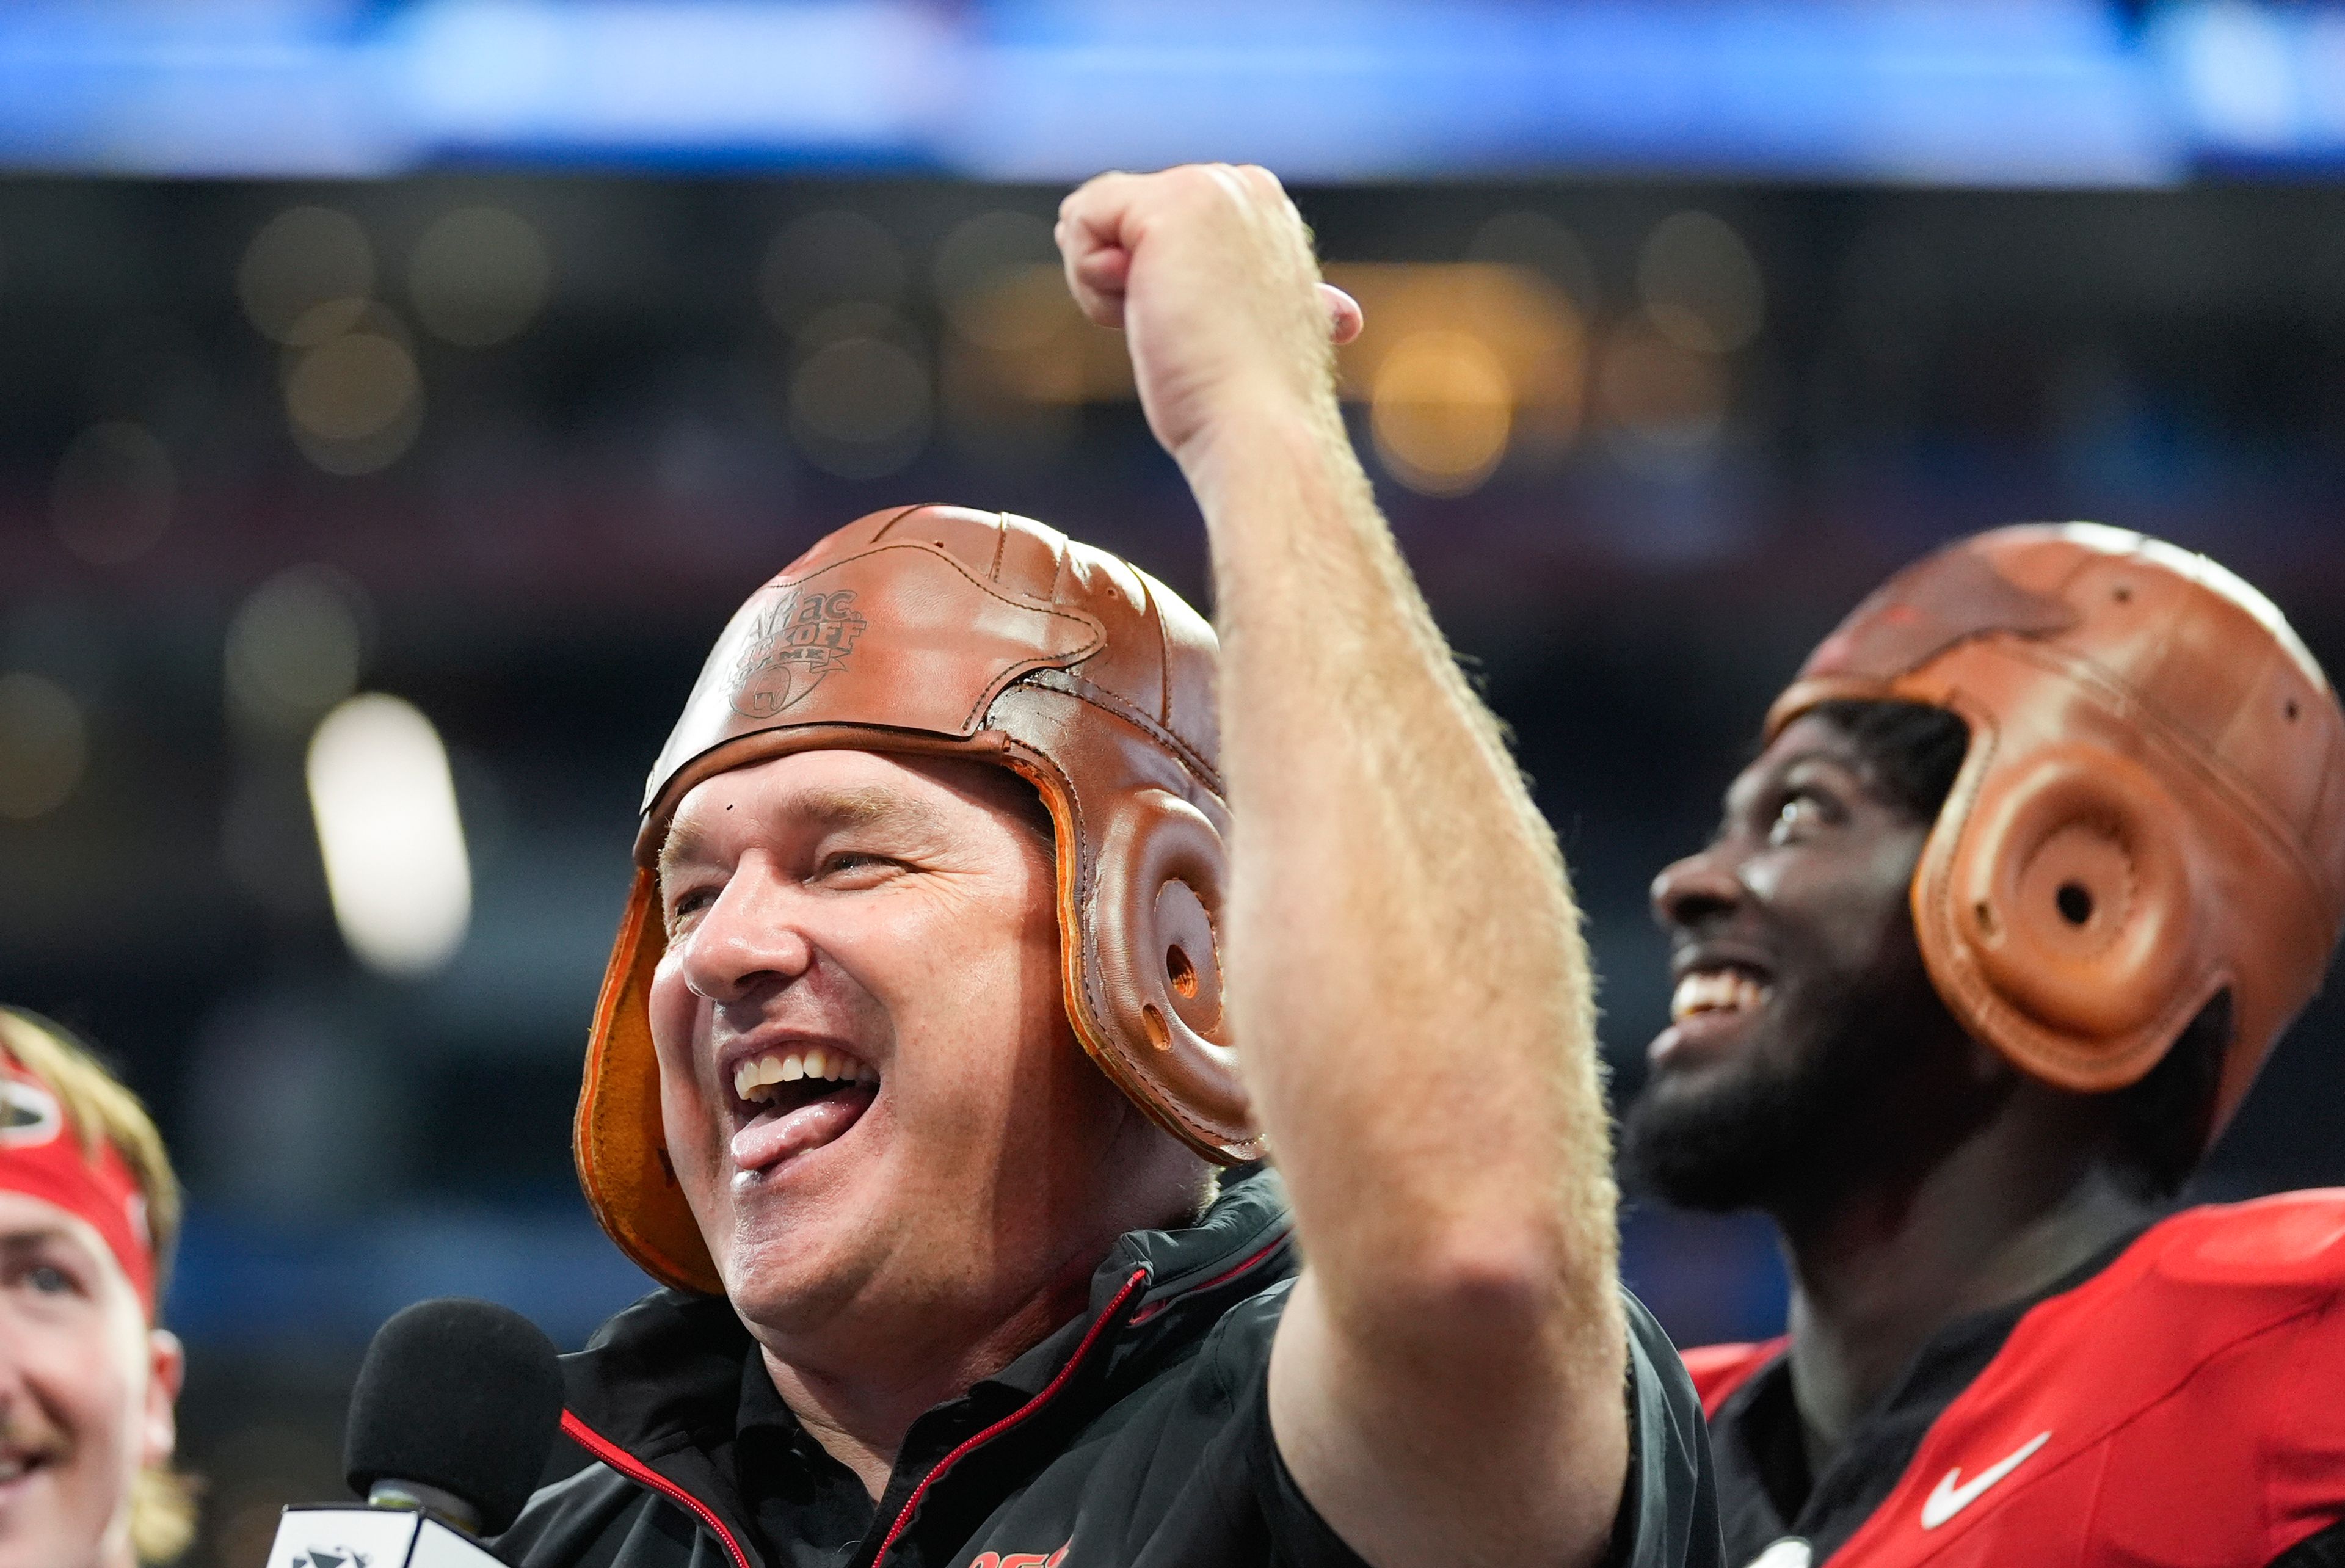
xmin=577 ymin=504 xmax=1255 ymax=1294
xmin=1768 ymin=523 xmax=2345 ymax=1139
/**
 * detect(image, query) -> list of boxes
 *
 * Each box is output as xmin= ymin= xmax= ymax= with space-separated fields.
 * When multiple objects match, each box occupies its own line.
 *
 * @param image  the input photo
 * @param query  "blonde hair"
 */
xmin=0 ymin=1009 xmax=197 ymax=1563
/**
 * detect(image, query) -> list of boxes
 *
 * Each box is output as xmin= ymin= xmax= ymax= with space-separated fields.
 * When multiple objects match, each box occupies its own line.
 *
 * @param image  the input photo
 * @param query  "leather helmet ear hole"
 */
xmin=2056 ymin=882 xmax=2095 ymax=926
xmin=1140 ymin=1004 xmax=1172 ymax=1051
xmin=1166 ymin=944 xmax=1198 ymax=998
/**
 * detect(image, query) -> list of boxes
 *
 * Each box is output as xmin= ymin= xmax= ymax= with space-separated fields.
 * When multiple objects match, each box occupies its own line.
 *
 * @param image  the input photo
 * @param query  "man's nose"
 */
xmin=1651 ymin=842 xmax=1747 ymax=933
xmin=676 ymin=862 xmax=816 ymax=1005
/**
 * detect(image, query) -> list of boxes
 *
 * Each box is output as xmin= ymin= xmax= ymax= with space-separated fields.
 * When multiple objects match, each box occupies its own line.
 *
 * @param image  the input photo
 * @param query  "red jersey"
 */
xmin=1685 ymin=1192 xmax=2345 ymax=1566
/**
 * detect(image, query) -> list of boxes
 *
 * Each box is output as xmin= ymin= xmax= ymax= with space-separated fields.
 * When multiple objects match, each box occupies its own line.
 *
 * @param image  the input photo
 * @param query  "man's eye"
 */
xmin=819 ymin=852 xmax=892 ymax=879
xmin=17 ymin=1263 xmax=78 ymax=1298
xmin=666 ymin=887 xmax=717 ymax=932
xmin=1769 ymin=793 xmax=1828 ymax=842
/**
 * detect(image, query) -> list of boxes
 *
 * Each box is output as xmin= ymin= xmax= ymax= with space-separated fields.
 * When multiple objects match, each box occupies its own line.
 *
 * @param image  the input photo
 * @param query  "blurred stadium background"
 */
xmin=3 ymin=0 xmax=2344 ymax=1561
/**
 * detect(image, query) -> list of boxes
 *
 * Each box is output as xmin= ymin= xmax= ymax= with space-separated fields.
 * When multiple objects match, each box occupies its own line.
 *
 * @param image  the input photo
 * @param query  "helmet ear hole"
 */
xmin=1082 ymin=788 xmax=1256 ymax=1157
xmin=1941 ymin=741 xmax=2195 ymax=1075
xmin=1166 ymin=943 xmax=1199 ymax=998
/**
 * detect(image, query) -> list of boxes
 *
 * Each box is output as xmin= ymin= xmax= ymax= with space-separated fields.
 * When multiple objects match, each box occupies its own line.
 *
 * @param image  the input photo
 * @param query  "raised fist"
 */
xmin=1056 ymin=164 xmax=1363 ymax=474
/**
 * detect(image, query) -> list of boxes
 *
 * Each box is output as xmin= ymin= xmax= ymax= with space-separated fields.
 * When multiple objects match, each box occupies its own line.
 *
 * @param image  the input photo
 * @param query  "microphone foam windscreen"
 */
xmin=344 ymin=1297 xmax=565 ymax=1536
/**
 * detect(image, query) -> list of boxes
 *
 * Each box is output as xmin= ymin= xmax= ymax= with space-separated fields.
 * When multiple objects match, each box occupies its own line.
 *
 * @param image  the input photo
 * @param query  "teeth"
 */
xmin=731 ymin=1047 xmax=871 ymax=1102
xmin=1671 ymin=968 xmax=1771 ymax=1023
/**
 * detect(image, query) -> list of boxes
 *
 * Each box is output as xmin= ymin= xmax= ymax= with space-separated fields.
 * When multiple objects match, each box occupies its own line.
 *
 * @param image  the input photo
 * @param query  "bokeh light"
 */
xmin=282 ymin=307 xmax=423 ymax=475
xmin=1370 ymin=332 xmax=1514 ymax=496
xmin=49 ymin=421 xmax=174 ymax=565
xmin=1597 ymin=317 xmax=1731 ymax=464
xmin=1637 ymin=211 xmax=1765 ymax=354
xmin=1326 ymin=263 xmax=1585 ymax=493
xmin=225 ymin=567 xmax=371 ymax=733
xmin=936 ymin=211 xmax=1059 ymax=339
xmin=408 ymin=206 xmax=553 ymax=348
xmin=937 ymin=258 xmax=1125 ymax=459
xmin=760 ymin=210 xmax=907 ymax=331
xmin=787 ymin=334 xmax=931 ymax=479
xmin=0 ymin=673 xmax=87 ymax=821
xmin=1468 ymin=210 xmax=1602 ymax=315
xmin=948 ymin=263 xmax=1080 ymax=357
xmin=307 ymin=694 xmax=471 ymax=979
xmin=239 ymin=206 xmax=374 ymax=346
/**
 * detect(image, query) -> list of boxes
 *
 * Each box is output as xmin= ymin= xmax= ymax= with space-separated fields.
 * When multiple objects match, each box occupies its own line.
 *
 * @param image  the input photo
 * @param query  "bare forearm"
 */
xmin=1183 ymin=407 xmax=1617 ymax=1345
xmin=1057 ymin=164 xmax=1629 ymax=1566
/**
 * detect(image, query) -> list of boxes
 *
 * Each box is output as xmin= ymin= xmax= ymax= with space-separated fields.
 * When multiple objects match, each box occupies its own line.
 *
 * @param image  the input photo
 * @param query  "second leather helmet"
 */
xmin=1768 ymin=523 xmax=2345 ymax=1141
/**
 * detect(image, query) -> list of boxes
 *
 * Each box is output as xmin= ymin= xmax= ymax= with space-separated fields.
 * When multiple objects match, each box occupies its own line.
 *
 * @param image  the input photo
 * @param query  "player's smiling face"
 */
xmin=648 ymin=747 xmax=1182 ymax=1356
xmin=1624 ymin=711 xmax=1966 ymax=1210
xmin=0 ymin=1192 xmax=178 ymax=1568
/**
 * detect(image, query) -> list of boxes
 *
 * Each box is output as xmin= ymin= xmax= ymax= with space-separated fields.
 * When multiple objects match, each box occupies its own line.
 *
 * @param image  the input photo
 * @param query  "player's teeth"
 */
xmin=1669 ymin=976 xmax=1699 ymax=1022
xmin=734 ymin=1061 xmax=755 ymax=1099
xmin=780 ymin=1053 xmax=805 ymax=1082
xmin=1671 ymin=969 xmax=1770 ymax=1022
xmin=808 ymin=1048 xmax=832 ymax=1080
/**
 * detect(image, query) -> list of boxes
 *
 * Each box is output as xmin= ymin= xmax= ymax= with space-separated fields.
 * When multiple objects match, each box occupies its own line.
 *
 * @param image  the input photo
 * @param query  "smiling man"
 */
xmin=1624 ymin=525 xmax=2345 ymax=1567
xmin=500 ymin=164 xmax=1718 ymax=1568
xmin=0 ymin=1008 xmax=192 ymax=1568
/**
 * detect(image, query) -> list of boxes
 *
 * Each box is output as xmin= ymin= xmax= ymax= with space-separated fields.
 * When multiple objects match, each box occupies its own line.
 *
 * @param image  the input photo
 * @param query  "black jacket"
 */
xmin=498 ymin=1173 xmax=1721 ymax=1568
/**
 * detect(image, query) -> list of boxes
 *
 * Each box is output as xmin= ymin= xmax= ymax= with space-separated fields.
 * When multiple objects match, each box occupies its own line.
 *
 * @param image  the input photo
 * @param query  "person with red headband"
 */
xmin=0 ymin=1007 xmax=191 ymax=1568
xmin=1624 ymin=526 xmax=2345 ymax=1566
xmin=499 ymin=165 xmax=1719 ymax=1568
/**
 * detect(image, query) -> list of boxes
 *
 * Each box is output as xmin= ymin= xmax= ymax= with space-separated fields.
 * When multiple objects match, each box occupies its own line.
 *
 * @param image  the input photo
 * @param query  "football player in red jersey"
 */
xmin=1622 ymin=524 xmax=2345 ymax=1568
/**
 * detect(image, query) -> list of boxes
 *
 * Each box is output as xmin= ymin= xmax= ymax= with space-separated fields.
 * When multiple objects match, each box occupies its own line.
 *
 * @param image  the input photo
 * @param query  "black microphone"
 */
xmin=263 ymin=1298 xmax=564 ymax=1567
xmin=346 ymin=1298 xmax=566 ymax=1534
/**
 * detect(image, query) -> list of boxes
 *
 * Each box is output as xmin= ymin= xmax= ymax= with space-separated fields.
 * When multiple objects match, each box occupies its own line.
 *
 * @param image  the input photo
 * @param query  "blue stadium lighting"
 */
xmin=0 ymin=0 xmax=2335 ymax=180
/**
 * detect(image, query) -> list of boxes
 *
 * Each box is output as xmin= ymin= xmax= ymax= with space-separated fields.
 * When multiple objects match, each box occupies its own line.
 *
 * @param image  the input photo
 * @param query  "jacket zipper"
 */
xmin=561 ymin=1408 xmax=756 ymax=1568
xmin=1125 ymin=1235 xmax=1287 ymax=1326
xmin=871 ymin=1268 xmax=1149 ymax=1567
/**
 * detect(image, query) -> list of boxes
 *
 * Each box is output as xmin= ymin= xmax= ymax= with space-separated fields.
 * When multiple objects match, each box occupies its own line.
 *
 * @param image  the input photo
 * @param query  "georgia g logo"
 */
xmin=0 ymin=1079 xmax=61 ymax=1149
xmin=730 ymin=587 xmax=870 ymax=719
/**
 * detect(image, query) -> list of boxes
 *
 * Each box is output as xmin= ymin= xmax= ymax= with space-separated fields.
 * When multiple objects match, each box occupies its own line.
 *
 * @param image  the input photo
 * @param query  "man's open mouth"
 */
xmin=726 ymin=1044 xmax=879 ymax=1173
xmin=1670 ymin=963 xmax=1773 ymax=1023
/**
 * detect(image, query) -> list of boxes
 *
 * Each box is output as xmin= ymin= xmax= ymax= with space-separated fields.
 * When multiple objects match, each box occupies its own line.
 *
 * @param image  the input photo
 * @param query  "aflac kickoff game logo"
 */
xmin=730 ymin=587 xmax=870 ymax=719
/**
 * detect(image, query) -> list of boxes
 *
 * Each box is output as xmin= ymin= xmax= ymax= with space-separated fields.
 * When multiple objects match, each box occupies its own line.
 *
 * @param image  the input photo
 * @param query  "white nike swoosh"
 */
xmin=1919 ymin=1430 xmax=2052 ymax=1529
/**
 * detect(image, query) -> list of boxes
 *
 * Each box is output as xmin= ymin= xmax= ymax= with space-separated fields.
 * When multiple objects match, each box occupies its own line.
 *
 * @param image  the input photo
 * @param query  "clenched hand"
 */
xmin=1056 ymin=164 xmax=1363 ymax=479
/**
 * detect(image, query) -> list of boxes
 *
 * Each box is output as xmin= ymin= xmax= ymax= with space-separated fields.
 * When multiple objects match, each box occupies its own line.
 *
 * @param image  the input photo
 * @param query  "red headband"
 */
xmin=0 ymin=1067 xmax=155 ymax=1316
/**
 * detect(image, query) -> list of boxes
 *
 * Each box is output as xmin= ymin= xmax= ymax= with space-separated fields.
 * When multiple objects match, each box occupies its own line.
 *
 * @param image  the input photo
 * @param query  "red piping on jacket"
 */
xmin=873 ymin=1268 xmax=1149 ymax=1566
xmin=561 ymin=1241 xmax=1274 ymax=1568
xmin=1125 ymin=1235 xmax=1287 ymax=1327
xmin=561 ymin=1408 xmax=755 ymax=1568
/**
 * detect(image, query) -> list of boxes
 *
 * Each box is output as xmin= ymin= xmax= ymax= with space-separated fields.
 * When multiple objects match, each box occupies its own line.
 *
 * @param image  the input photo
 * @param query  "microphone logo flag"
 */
xmin=265 ymin=1505 xmax=504 ymax=1568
